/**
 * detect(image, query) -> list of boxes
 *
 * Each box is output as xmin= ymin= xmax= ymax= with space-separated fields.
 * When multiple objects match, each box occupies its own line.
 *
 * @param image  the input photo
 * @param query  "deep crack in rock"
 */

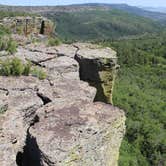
xmin=37 ymin=92 xmax=52 ymax=105
xmin=16 ymin=128 xmax=55 ymax=166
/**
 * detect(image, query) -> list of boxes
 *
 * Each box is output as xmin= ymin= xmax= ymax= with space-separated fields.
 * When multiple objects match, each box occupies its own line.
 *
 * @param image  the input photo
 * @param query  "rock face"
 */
xmin=75 ymin=43 xmax=119 ymax=103
xmin=0 ymin=43 xmax=125 ymax=166
xmin=0 ymin=16 xmax=54 ymax=36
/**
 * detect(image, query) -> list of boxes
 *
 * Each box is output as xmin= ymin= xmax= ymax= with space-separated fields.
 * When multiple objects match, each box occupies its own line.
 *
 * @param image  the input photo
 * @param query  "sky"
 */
xmin=0 ymin=0 xmax=165 ymax=7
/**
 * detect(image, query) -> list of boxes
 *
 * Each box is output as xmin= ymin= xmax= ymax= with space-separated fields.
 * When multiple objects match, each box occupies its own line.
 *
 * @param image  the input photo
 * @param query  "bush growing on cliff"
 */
xmin=0 ymin=58 xmax=46 ymax=79
xmin=31 ymin=67 xmax=47 ymax=80
xmin=0 ymin=25 xmax=10 ymax=36
xmin=47 ymin=37 xmax=61 ymax=46
xmin=0 ymin=35 xmax=17 ymax=54
xmin=0 ymin=58 xmax=31 ymax=76
xmin=10 ymin=58 xmax=24 ymax=76
xmin=7 ymin=40 xmax=17 ymax=54
xmin=23 ymin=61 xmax=31 ymax=76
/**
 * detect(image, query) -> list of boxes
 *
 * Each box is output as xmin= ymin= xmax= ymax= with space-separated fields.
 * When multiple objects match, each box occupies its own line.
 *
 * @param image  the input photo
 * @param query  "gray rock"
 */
xmin=29 ymin=101 xmax=125 ymax=166
xmin=55 ymin=44 xmax=78 ymax=58
xmin=40 ymin=56 xmax=79 ymax=74
xmin=0 ymin=42 xmax=125 ymax=166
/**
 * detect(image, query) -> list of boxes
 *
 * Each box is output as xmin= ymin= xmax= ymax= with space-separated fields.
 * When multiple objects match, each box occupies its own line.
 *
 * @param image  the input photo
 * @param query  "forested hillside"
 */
xmin=101 ymin=33 xmax=166 ymax=166
xmin=45 ymin=9 xmax=163 ymax=41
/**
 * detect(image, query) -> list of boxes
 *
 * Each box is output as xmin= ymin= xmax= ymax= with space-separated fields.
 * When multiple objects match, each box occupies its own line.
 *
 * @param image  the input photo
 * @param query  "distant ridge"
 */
xmin=142 ymin=6 xmax=166 ymax=13
xmin=0 ymin=3 xmax=166 ymax=22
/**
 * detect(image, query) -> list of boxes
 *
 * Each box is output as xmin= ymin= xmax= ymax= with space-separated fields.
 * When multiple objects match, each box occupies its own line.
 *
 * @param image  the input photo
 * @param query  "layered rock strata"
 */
xmin=0 ymin=43 xmax=125 ymax=166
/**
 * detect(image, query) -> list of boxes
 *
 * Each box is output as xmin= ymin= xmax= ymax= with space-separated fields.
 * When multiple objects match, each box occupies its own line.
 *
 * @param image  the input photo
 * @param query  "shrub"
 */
xmin=31 ymin=67 xmax=46 ymax=80
xmin=7 ymin=40 xmax=17 ymax=54
xmin=22 ymin=62 xmax=31 ymax=76
xmin=10 ymin=58 xmax=24 ymax=76
xmin=0 ymin=35 xmax=17 ymax=54
xmin=0 ymin=59 xmax=11 ymax=76
xmin=0 ymin=58 xmax=47 ymax=79
xmin=0 ymin=25 xmax=10 ymax=36
xmin=47 ymin=37 xmax=61 ymax=46
xmin=0 ymin=36 xmax=9 ymax=51
xmin=0 ymin=58 xmax=31 ymax=76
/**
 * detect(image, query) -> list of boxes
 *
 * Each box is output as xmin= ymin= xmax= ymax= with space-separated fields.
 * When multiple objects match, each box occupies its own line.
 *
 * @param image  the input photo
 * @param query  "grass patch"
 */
xmin=31 ymin=67 xmax=47 ymax=80
xmin=0 ymin=58 xmax=31 ymax=76
xmin=0 ymin=35 xmax=17 ymax=54
xmin=47 ymin=37 xmax=61 ymax=46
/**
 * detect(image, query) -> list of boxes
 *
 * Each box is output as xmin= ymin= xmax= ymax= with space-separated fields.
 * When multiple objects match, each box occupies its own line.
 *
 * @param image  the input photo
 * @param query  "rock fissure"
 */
xmin=25 ymin=58 xmax=43 ymax=67
xmin=0 ymin=87 xmax=9 ymax=95
xmin=35 ymin=56 xmax=57 ymax=64
xmin=36 ymin=92 xmax=52 ymax=105
xmin=28 ymin=48 xmax=58 ymax=56
xmin=16 ymin=129 xmax=48 ymax=166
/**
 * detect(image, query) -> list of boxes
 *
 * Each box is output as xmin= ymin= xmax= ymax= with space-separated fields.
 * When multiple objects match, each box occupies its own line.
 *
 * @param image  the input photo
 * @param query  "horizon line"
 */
xmin=0 ymin=2 xmax=158 ymax=8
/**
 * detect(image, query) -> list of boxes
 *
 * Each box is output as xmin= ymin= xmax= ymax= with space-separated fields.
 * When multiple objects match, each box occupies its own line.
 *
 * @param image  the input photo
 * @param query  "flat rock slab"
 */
xmin=16 ymin=47 xmax=57 ymax=64
xmin=40 ymin=56 xmax=79 ymax=73
xmin=55 ymin=44 xmax=78 ymax=58
xmin=25 ymin=44 xmax=58 ymax=55
xmin=29 ymin=101 xmax=125 ymax=165
xmin=75 ymin=43 xmax=117 ymax=60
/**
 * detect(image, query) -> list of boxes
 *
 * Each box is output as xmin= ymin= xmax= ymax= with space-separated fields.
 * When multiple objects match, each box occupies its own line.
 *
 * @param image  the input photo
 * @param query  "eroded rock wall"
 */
xmin=1 ymin=16 xmax=54 ymax=36
xmin=0 ymin=43 xmax=125 ymax=166
xmin=74 ymin=43 xmax=119 ymax=104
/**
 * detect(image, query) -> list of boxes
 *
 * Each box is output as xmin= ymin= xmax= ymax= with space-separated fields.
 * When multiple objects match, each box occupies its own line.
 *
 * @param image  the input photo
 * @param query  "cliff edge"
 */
xmin=0 ymin=24 xmax=125 ymax=165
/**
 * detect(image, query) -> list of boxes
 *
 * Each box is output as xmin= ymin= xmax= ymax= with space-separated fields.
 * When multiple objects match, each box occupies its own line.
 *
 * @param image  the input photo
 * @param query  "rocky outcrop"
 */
xmin=74 ymin=43 xmax=119 ymax=103
xmin=0 ymin=43 xmax=125 ymax=166
xmin=1 ymin=16 xmax=54 ymax=36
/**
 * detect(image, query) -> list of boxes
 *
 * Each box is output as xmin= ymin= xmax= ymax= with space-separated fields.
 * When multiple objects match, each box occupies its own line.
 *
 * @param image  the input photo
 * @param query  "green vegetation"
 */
xmin=114 ymin=66 xmax=166 ymax=166
xmin=0 ymin=58 xmax=31 ymax=76
xmin=47 ymin=37 xmax=61 ymax=46
xmin=0 ymin=36 xmax=17 ymax=54
xmin=0 ymin=58 xmax=46 ymax=79
xmin=46 ymin=9 xmax=162 ymax=42
xmin=31 ymin=67 xmax=47 ymax=80
xmin=0 ymin=25 xmax=10 ymax=36
xmin=101 ymin=34 xmax=166 ymax=166
xmin=0 ymin=26 xmax=17 ymax=54
xmin=0 ymin=105 xmax=8 ymax=114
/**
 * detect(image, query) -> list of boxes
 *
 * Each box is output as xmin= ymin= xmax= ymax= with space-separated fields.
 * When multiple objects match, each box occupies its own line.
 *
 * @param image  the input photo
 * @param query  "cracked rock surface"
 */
xmin=0 ymin=43 xmax=125 ymax=166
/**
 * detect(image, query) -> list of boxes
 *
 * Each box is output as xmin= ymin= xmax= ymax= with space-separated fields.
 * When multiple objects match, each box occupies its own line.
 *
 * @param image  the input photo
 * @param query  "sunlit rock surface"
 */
xmin=0 ymin=42 xmax=125 ymax=166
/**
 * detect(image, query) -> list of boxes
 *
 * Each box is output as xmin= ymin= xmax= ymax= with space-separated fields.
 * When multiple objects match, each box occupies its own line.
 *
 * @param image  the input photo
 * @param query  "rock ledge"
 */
xmin=0 ymin=43 xmax=125 ymax=166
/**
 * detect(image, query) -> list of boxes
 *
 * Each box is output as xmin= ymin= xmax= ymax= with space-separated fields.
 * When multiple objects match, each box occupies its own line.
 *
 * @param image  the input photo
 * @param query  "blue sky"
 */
xmin=0 ymin=0 xmax=165 ymax=7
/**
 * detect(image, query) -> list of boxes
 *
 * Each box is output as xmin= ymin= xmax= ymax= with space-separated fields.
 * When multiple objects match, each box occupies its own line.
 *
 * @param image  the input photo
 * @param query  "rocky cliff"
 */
xmin=0 ymin=41 xmax=125 ymax=166
xmin=0 ymin=16 xmax=54 ymax=36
